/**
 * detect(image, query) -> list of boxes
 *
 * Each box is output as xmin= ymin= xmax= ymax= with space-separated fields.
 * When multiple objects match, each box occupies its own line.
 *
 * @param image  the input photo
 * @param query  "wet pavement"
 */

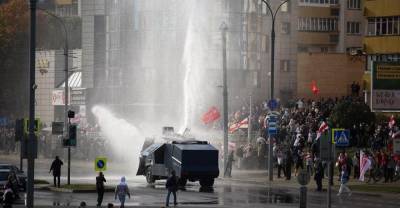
xmin=1 ymin=155 xmax=399 ymax=207
xmin=15 ymin=178 xmax=397 ymax=208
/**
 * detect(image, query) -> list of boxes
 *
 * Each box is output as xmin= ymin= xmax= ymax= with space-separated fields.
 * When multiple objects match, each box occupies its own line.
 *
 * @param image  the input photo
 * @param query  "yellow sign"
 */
xmin=95 ymin=157 xmax=107 ymax=172
xmin=376 ymin=64 xmax=400 ymax=80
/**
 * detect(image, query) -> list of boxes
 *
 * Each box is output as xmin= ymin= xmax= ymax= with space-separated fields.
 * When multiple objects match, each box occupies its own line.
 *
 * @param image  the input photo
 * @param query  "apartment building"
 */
xmin=294 ymin=0 xmax=365 ymax=98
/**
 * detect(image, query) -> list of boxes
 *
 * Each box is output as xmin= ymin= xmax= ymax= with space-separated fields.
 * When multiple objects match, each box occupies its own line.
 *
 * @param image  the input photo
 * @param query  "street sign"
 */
xmin=70 ymin=88 xmax=86 ymax=106
xmin=268 ymin=99 xmax=278 ymax=110
xmin=95 ymin=157 xmax=107 ymax=172
xmin=51 ymin=122 xmax=64 ymax=135
xmin=332 ymin=129 xmax=350 ymax=147
xmin=23 ymin=118 xmax=41 ymax=135
xmin=297 ymin=169 xmax=310 ymax=186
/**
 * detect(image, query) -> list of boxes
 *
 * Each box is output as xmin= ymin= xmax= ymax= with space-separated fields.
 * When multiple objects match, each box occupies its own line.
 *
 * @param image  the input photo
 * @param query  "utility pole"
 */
xmin=27 ymin=0 xmax=37 ymax=207
xmin=220 ymin=22 xmax=229 ymax=177
xmin=65 ymin=41 xmax=71 ymax=185
xmin=262 ymin=0 xmax=290 ymax=183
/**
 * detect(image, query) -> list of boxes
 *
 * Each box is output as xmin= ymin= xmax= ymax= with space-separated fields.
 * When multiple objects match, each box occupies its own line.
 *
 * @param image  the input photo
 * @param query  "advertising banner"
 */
xmin=371 ymin=62 xmax=400 ymax=111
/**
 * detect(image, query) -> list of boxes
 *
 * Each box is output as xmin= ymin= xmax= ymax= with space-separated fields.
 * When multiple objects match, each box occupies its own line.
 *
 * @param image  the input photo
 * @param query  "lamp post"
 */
xmin=220 ymin=22 xmax=229 ymax=177
xmin=27 ymin=0 xmax=37 ymax=207
xmin=38 ymin=9 xmax=71 ymax=185
xmin=261 ymin=0 xmax=290 ymax=182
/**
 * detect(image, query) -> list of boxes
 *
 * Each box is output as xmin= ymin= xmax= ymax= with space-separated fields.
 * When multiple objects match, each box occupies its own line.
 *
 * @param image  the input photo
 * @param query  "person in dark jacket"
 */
xmin=96 ymin=172 xmax=106 ymax=207
xmin=285 ymin=149 xmax=293 ymax=180
xmin=314 ymin=159 xmax=323 ymax=191
xmin=49 ymin=156 xmax=63 ymax=187
xmin=165 ymin=170 xmax=178 ymax=207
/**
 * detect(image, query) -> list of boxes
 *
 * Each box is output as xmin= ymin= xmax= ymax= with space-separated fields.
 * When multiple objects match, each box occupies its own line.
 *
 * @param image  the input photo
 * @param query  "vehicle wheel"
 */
xmin=178 ymin=178 xmax=187 ymax=187
xmin=199 ymin=178 xmax=214 ymax=187
xmin=145 ymin=167 xmax=155 ymax=184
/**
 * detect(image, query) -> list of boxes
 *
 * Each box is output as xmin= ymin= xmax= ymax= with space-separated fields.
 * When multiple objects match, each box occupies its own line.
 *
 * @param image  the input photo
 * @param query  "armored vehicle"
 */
xmin=136 ymin=128 xmax=219 ymax=187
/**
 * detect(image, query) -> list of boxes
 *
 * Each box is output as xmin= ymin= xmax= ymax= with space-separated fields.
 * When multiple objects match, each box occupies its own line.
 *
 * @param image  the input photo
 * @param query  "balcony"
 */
xmin=298 ymin=31 xmax=339 ymax=45
xmin=364 ymin=0 xmax=400 ymax=17
xmin=363 ymin=36 xmax=400 ymax=54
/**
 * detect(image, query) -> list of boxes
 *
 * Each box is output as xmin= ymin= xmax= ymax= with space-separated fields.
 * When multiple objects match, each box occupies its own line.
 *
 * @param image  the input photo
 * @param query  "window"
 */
xmin=282 ymin=22 xmax=290 ymax=34
xmin=331 ymin=8 xmax=339 ymax=16
xmin=347 ymin=22 xmax=361 ymax=34
xmin=280 ymin=60 xmax=290 ymax=72
xmin=299 ymin=0 xmax=338 ymax=5
xmin=298 ymin=17 xmax=338 ymax=32
xmin=347 ymin=0 xmax=361 ymax=9
xmin=367 ymin=16 xmax=400 ymax=36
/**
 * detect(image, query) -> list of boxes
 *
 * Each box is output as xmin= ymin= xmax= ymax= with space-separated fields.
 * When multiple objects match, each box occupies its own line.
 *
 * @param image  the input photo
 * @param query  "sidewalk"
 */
xmin=221 ymin=169 xmax=400 ymax=197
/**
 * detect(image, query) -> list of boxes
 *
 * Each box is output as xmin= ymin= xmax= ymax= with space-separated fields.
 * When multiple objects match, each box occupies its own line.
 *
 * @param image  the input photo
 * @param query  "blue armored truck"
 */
xmin=136 ymin=130 xmax=219 ymax=187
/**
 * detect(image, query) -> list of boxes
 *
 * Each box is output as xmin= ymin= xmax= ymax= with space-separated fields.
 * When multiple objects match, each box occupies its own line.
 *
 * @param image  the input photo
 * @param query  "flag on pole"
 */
xmin=316 ymin=121 xmax=329 ymax=140
xmin=201 ymin=106 xmax=221 ymax=124
xmin=229 ymin=117 xmax=249 ymax=133
xmin=359 ymin=150 xmax=372 ymax=181
xmin=389 ymin=115 xmax=396 ymax=129
xmin=310 ymin=80 xmax=320 ymax=95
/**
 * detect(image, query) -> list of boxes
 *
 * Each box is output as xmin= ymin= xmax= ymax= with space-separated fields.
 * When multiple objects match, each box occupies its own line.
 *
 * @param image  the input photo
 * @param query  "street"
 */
xmin=29 ymin=177 xmax=400 ymax=208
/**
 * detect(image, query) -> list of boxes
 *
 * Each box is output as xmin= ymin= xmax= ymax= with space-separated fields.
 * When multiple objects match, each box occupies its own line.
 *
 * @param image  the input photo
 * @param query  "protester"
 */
xmin=49 ymin=156 xmax=64 ymax=187
xmin=353 ymin=152 xmax=360 ymax=179
xmin=224 ymin=151 xmax=234 ymax=177
xmin=314 ymin=159 xmax=323 ymax=192
xmin=338 ymin=165 xmax=351 ymax=196
xmin=115 ymin=176 xmax=131 ymax=208
xmin=96 ymin=172 xmax=107 ymax=207
xmin=276 ymin=146 xmax=284 ymax=178
xmin=165 ymin=170 xmax=178 ymax=207
xmin=285 ymin=149 xmax=293 ymax=180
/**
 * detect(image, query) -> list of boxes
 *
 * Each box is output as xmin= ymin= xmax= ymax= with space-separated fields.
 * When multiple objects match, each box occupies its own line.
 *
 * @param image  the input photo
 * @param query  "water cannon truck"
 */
xmin=136 ymin=127 xmax=219 ymax=187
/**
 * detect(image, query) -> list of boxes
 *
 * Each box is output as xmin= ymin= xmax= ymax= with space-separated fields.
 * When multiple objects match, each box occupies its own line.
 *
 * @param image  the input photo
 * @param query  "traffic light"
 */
xmin=68 ymin=124 xmax=77 ymax=146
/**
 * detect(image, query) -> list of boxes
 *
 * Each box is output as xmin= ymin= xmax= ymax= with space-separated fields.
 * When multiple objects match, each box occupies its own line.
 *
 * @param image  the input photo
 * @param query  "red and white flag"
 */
xmin=201 ymin=106 xmax=221 ymax=124
xmin=389 ymin=115 xmax=396 ymax=129
xmin=229 ymin=117 xmax=248 ymax=133
xmin=316 ymin=121 xmax=329 ymax=140
xmin=359 ymin=150 xmax=372 ymax=182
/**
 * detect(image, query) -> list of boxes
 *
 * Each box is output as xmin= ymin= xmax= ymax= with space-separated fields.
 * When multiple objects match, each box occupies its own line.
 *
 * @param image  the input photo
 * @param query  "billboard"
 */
xmin=371 ymin=62 xmax=400 ymax=111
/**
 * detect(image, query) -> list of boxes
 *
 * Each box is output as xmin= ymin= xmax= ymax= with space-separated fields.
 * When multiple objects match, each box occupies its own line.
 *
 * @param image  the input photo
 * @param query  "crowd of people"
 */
xmin=226 ymin=95 xmax=400 ymax=191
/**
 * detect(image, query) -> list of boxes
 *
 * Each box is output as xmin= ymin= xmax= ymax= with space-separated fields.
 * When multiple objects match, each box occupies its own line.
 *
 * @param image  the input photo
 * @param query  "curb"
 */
xmin=36 ymin=185 xmax=114 ymax=193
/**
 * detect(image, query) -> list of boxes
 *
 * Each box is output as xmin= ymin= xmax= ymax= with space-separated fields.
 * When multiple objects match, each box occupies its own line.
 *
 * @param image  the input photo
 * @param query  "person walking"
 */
xmin=224 ymin=151 xmax=234 ymax=177
xmin=96 ymin=172 xmax=106 ymax=207
xmin=337 ymin=165 xmax=352 ymax=196
xmin=165 ymin=170 xmax=178 ymax=207
xmin=314 ymin=159 xmax=323 ymax=192
xmin=115 ymin=176 xmax=131 ymax=208
xmin=276 ymin=147 xmax=285 ymax=178
xmin=49 ymin=156 xmax=63 ymax=187
xmin=285 ymin=149 xmax=293 ymax=180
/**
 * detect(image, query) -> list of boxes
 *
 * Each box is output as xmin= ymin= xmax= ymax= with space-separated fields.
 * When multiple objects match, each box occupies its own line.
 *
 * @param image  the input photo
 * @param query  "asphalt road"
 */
xmin=19 ymin=177 xmax=400 ymax=208
xmin=1 ymin=155 xmax=399 ymax=207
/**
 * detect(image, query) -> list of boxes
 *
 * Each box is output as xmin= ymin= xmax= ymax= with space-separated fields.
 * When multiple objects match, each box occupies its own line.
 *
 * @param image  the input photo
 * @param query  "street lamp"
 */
xmin=38 ymin=8 xmax=72 ymax=185
xmin=261 ymin=0 xmax=290 ymax=182
xmin=220 ymin=22 xmax=229 ymax=177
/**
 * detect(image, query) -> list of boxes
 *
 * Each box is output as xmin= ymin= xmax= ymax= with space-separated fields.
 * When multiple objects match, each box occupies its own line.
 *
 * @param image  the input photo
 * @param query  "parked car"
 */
xmin=0 ymin=164 xmax=27 ymax=191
